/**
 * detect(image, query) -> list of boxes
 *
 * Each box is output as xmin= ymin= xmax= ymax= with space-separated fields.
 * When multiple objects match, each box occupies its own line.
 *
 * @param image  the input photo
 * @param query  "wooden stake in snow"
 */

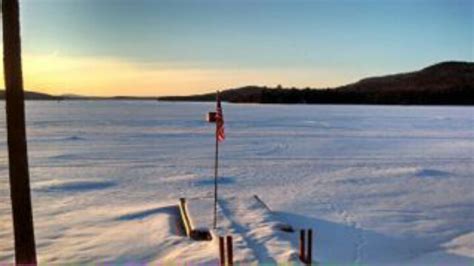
xmin=178 ymin=198 xmax=192 ymax=237
xmin=226 ymin=235 xmax=233 ymax=266
xmin=219 ymin=236 xmax=225 ymax=266
xmin=299 ymin=229 xmax=306 ymax=262
xmin=218 ymin=234 xmax=234 ymax=266
xmin=299 ymin=229 xmax=314 ymax=264
xmin=307 ymin=229 xmax=313 ymax=265
xmin=2 ymin=0 xmax=37 ymax=263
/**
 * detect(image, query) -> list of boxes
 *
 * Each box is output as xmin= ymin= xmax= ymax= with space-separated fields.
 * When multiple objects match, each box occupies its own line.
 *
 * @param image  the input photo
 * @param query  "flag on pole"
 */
xmin=216 ymin=92 xmax=225 ymax=142
xmin=213 ymin=91 xmax=224 ymax=229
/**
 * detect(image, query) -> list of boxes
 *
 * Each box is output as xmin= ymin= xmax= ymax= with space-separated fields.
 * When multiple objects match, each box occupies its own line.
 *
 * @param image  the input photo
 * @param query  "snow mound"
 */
xmin=185 ymin=196 xmax=300 ymax=263
xmin=186 ymin=197 xmax=214 ymax=233
xmin=443 ymin=232 xmax=474 ymax=258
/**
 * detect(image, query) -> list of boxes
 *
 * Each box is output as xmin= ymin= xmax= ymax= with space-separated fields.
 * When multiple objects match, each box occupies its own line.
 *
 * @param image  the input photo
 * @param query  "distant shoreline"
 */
xmin=1 ymin=61 xmax=472 ymax=105
xmin=1 ymin=93 xmax=472 ymax=106
xmin=159 ymin=61 xmax=474 ymax=106
xmin=0 ymin=99 xmax=471 ymax=107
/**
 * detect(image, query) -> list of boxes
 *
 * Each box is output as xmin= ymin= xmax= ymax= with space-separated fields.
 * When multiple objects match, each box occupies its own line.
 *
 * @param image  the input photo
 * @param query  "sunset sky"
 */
xmin=1 ymin=0 xmax=472 ymax=96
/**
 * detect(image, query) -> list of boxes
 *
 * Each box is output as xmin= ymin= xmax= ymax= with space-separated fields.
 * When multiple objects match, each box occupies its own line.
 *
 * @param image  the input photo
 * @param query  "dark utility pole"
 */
xmin=2 ymin=0 xmax=38 ymax=263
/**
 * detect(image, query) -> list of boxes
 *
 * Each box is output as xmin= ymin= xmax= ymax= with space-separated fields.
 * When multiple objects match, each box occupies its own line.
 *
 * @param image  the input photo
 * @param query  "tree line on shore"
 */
xmin=160 ymin=61 xmax=474 ymax=105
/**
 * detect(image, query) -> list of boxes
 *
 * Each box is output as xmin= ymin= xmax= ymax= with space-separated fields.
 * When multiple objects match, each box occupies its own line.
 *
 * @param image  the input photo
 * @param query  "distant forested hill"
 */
xmin=0 ymin=90 xmax=60 ymax=100
xmin=159 ymin=61 xmax=474 ymax=105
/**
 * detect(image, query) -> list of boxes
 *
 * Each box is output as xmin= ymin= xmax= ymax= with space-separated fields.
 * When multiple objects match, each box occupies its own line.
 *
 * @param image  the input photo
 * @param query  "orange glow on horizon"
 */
xmin=0 ymin=53 xmax=353 ymax=97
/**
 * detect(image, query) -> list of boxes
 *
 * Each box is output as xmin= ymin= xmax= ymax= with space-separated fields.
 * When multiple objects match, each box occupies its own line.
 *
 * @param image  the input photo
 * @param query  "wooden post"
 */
xmin=178 ymin=198 xmax=193 ymax=238
xmin=226 ymin=235 xmax=233 ymax=266
xmin=219 ymin=236 xmax=225 ymax=266
xmin=2 ymin=0 xmax=37 ymax=264
xmin=307 ymin=229 xmax=313 ymax=265
xmin=299 ymin=229 xmax=306 ymax=263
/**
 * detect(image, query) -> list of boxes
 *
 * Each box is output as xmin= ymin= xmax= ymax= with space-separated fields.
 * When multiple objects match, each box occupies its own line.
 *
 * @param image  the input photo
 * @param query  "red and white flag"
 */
xmin=216 ymin=92 xmax=225 ymax=142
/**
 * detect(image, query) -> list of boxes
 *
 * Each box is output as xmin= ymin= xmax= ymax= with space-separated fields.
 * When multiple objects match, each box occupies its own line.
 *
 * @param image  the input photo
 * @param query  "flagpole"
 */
xmin=213 ymin=92 xmax=219 ymax=229
xmin=213 ymin=122 xmax=219 ymax=229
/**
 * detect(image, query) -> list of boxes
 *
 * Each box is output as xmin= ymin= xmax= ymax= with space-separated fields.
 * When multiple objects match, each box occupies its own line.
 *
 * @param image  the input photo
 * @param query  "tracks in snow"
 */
xmin=325 ymin=200 xmax=367 ymax=264
xmin=340 ymin=209 xmax=366 ymax=264
xmin=308 ymin=174 xmax=367 ymax=264
xmin=219 ymin=199 xmax=276 ymax=263
xmin=216 ymin=197 xmax=298 ymax=263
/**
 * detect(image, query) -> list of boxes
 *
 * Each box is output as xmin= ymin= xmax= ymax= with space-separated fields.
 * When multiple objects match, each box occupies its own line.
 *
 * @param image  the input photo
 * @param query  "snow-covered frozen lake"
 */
xmin=0 ymin=101 xmax=473 ymax=264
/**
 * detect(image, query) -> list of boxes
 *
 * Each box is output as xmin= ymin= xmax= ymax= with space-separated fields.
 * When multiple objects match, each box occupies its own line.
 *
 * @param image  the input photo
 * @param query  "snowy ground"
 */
xmin=0 ymin=101 xmax=473 ymax=265
xmin=185 ymin=195 xmax=301 ymax=263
